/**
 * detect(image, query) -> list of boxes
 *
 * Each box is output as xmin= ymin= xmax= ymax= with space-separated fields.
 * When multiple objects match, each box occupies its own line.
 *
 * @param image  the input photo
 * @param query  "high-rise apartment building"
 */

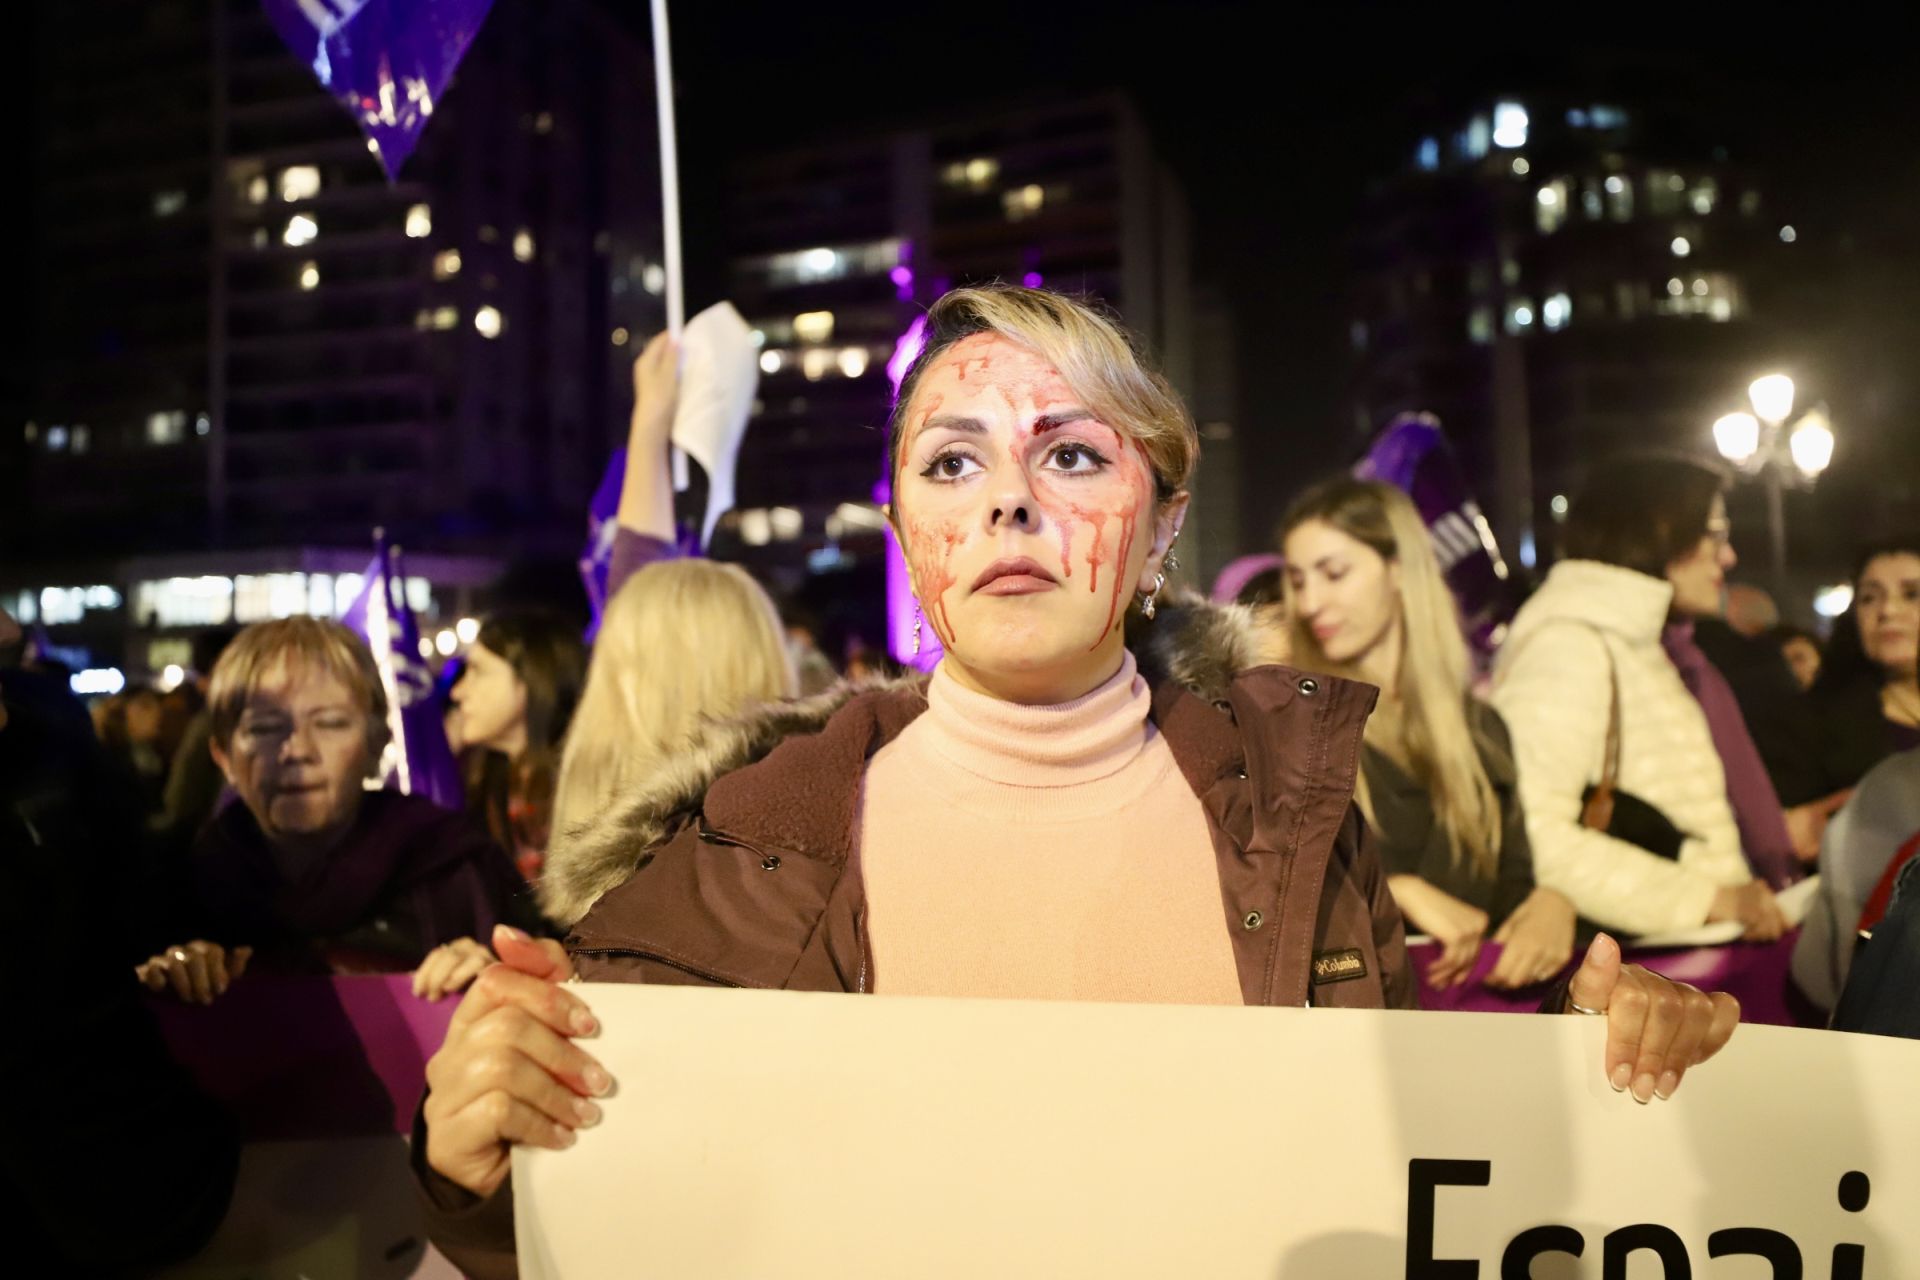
xmin=1348 ymin=99 xmax=1802 ymax=570
xmin=15 ymin=0 xmax=661 ymax=670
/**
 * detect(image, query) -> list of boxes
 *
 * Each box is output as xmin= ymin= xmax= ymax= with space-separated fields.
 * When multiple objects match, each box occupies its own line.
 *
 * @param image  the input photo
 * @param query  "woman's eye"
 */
xmin=921 ymin=451 xmax=980 ymax=481
xmin=1045 ymin=443 xmax=1108 ymax=474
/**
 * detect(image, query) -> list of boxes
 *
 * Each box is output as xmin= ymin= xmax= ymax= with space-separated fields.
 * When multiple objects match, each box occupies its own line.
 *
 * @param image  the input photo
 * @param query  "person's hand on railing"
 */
xmin=413 ymin=936 xmax=496 ymax=1002
xmin=422 ymin=925 xmax=611 ymax=1198
xmin=1485 ymin=887 xmax=1576 ymax=990
xmin=137 ymin=940 xmax=252 ymax=1005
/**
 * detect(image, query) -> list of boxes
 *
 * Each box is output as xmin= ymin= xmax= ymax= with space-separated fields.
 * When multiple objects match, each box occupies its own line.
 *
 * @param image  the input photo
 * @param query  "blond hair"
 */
xmin=551 ymin=560 xmax=797 ymax=838
xmin=1280 ymin=478 xmax=1502 ymax=880
xmin=888 ymin=285 xmax=1198 ymax=504
xmin=207 ymin=617 xmax=390 ymax=761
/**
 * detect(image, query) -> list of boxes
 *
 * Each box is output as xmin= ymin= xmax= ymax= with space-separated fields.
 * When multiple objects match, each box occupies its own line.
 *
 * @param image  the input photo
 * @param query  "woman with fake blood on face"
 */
xmin=412 ymin=288 xmax=1743 ymax=1277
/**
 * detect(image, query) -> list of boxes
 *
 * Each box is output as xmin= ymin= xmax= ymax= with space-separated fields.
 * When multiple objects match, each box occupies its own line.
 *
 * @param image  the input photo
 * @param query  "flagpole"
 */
xmin=650 ymin=0 xmax=684 ymax=339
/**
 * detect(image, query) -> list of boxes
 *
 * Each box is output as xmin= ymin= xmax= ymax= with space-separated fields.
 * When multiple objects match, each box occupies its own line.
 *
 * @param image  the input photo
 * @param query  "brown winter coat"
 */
xmin=419 ymin=599 xmax=1414 ymax=1277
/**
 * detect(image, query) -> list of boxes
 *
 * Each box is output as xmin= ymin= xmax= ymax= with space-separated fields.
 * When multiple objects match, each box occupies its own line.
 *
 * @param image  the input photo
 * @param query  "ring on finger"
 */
xmin=1568 ymin=997 xmax=1605 ymax=1015
xmin=171 ymin=948 xmax=190 ymax=963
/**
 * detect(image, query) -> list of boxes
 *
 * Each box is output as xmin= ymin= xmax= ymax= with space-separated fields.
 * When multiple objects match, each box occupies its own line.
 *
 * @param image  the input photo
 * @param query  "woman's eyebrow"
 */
xmin=913 ymin=414 xmax=988 ymax=447
xmin=1030 ymin=409 xmax=1097 ymax=433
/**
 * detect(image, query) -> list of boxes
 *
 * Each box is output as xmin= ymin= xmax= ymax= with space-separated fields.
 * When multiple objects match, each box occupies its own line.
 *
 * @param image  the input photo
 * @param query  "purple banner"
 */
xmin=260 ymin=0 xmax=496 ymax=181
xmin=1355 ymin=413 xmax=1515 ymax=652
xmin=338 ymin=534 xmax=464 ymax=810
xmin=578 ymin=448 xmax=628 ymax=642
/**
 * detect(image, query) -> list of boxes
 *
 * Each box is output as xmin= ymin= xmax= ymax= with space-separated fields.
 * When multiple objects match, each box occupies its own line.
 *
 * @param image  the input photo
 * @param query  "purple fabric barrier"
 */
xmin=150 ymin=975 xmax=458 ymax=1139
xmin=260 ymin=0 xmax=496 ymax=180
xmin=1408 ymin=934 xmax=1816 ymax=1027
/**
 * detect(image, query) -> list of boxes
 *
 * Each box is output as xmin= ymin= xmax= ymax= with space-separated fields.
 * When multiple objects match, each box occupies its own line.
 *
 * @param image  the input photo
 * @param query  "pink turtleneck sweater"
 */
xmin=858 ymin=651 xmax=1243 ymax=1005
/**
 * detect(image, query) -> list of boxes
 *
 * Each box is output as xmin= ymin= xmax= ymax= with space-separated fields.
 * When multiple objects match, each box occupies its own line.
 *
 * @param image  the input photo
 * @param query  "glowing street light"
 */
xmin=1748 ymin=374 xmax=1795 ymax=426
xmin=1712 ymin=412 xmax=1761 ymax=465
xmin=1789 ymin=408 xmax=1835 ymax=478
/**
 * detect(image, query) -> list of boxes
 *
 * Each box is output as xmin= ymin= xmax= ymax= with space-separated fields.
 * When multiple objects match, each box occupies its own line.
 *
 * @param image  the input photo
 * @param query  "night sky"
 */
xmin=642 ymin=1 xmax=1920 ymax=532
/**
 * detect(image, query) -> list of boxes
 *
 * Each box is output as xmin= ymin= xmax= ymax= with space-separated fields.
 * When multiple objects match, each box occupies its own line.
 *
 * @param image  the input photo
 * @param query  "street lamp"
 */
xmin=1711 ymin=373 xmax=1836 ymax=591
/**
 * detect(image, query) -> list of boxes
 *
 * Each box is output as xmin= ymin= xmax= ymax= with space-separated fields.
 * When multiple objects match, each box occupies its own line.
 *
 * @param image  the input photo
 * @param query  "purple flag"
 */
xmin=260 ymin=0 xmax=496 ymax=181
xmin=338 ymin=533 xmax=464 ymax=809
xmin=578 ymin=448 xmax=628 ymax=642
xmin=1355 ymin=414 xmax=1515 ymax=652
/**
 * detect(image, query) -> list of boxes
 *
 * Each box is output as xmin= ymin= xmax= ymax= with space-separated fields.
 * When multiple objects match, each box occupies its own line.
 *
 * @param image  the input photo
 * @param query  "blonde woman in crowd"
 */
xmin=1281 ymin=477 xmax=1575 ymax=990
xmin=548 ymin=559 xmax=798 ymax=842
xmin=411 ymin=287 xmax=1740 ymax=1276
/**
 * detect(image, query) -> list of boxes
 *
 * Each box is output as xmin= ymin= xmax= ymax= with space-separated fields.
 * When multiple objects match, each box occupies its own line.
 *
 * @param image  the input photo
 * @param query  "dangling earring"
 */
xmin=1163 ymin=531 xmax=1181 ymax=576
xmin=912 ymin=602 xmax=924 ymax=656
xmin=1141 ymin=572 xmax=1166 ymax=621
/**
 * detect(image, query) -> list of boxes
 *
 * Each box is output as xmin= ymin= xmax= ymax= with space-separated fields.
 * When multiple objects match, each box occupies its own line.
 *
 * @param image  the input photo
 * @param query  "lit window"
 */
xmin=1671 ymin=236 xmax=1691 ymax=257
xmin=1604 ymin=175 xmax=1626 ymax=195
xmin=153 ymin=189 xmax=188 ymax=217
xmin=1550 ymin=494 xmax=1570 ymax=518
xmin=769 ymin=507 xmax=804 ymax=541
xmin=942 ymin=157 xmax=1000 ymax=189
xmin=195 ymin=413 xmax=210 ymax=436
xmin=1002 ymin=184 xmax=1046 ymax=220
xmin=455 ymin=617 xmax=480 ymax=645
xmin=46 ymin=425 xmax=68 ymax=450
xmin=279 ymin=165 xmax=321 ymax=202
xmin=234 ymin=573 xmax=312 ymax=623
xmin=801 ymin=349 xmax=833 ymax=381
xmin=1709 ymin=297 xmax=1733 ymax=322
xmin=132 ymin=576 xmax=234 ymax=628
xmin=247 ymin=175 xmax=269 ymax=205
xmin=1416 ymin=138 xmax=1440 ymax=171
xmin=251 ymin=227 xmax=269 ymax=250
xmin=1739 ymin=191 xmax=1762 ymax=217
xmin=1667 ymin=278 xmax=1686 ymax=297
xmin=793 ymin=310 xmax=835 ymax=344
xmin=534 ymin=111 xmax=554 ymax=134
xmin=1535 ymin=179 xmax=1568 ymax=234
xmin=748 ymin=328 xmax=766 ymax=347
xmin=1501 ymin=259 xmax=1521 ymax=286
xmin=739 ymin=509 xmax=773 ymax=546
xmin=474 ymin=305 xmax=504 ymax=339
xmin=1581 ymin=183 xmax=1603 ymax=220
xmin=512 ymin=229 xmax=535 ymax=262
xmin=1779 ymin=225 xmax=1797 ymax=243
xmin=1668 ymin=174 xmax=1686 ymax=192
xmin=432 ymin=305 xmax=459 ymax=330
xmin=1462 ymin=115 xmax=1490 ymax=159
xmin=1492 ymin=102 xmax=1529 ymax=149
xmin=759 ymin=350 xmax=784 ymax=375
xmin=1691 ymin=278 xmax=1708 ymax=297
xmin=1510 ymin=157 xmax=1530 ymax=176
xmin=1542 ymin=293 xmax=1571 ymax=331
xmin=1589 ymin=105 xmax=1628 ymax=129
xmin=1647 ymin=171 xmax=1681 ymax=216
xmin=22 ymin=422 xmax=36 ymax=444
xmin=1689 ymin=177 xmax=1717 ymax=216
xmin=642 ymin=263 xmax=666 ymax=294
xmin=147 ymin=410 xmax=188 ymax=445
xmin=1505 ymin=299 xmax=1535 ymax=334
xmin=611 ymin=327 xmax=630 ymax=346
xmin=405 ymin=203 xmax=432 ymax=238
xmin=1467 ymin=307 xmax=1494 ymax=345
xmin=435 ymin=629 xmax=458 ymax=657
xmin=71 ymin=426 xmax=90 ymax=454
xmin=298 ymin=261 xmax=320 ymax=291
xmin=1566 ymin=108 xmax=1589 ymax=127
xmin=433 ymin=248 xmax=462 ymax=280
xmin=838 ymin=347 xmax=870 ymax=378
xmin=283 ymin=214 xmax=318 ymax=247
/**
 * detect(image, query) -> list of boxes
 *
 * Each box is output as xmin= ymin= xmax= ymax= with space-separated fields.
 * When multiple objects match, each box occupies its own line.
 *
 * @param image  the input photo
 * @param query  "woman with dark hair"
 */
xmin=409 ymin=289 xmax=1741 ymax=1277
xmin=1810 ymin=539 xmax=1920 ymax=783
xmin=452 ymin=610 xmax=588 ymax=881
xmin=1491 ymin=453 xmax=1787 ymax=938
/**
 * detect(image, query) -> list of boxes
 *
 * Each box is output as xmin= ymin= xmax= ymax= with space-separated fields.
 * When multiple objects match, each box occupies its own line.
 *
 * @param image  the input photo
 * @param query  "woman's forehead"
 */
xmin=915 ymin=334 xmax=1078 ymax=411
xmin=247 ymin=654 xmax=358 ymax=706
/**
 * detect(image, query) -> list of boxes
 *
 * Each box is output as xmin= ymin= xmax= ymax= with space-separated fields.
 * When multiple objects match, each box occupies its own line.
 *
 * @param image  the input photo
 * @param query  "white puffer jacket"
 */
xmin=1491 ymin=560 xmax=1752 ymax=935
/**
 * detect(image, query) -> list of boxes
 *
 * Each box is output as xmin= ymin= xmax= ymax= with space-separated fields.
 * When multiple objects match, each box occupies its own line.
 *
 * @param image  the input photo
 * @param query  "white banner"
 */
xmin=515 ymin=986 xmax=1919 ymax=1277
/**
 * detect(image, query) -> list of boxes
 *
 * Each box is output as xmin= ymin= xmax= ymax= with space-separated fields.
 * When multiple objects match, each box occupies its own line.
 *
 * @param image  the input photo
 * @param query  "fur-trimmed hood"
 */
xmin=539 ymin=594 xmax=1284 ymax=926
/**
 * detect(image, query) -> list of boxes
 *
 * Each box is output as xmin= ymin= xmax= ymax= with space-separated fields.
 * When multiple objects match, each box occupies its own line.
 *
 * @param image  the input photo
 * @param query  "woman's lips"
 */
xmin=972 ymin=557 xmax=1059 ymax=595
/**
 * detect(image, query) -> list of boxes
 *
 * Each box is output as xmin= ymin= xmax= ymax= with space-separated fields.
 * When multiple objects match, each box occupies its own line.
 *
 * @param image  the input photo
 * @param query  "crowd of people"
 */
xmin=3 ymin=285 xmax=1916 ymax=1273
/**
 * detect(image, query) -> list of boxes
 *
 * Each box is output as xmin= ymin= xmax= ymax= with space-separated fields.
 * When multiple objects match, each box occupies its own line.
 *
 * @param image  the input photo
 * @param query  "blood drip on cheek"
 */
xmin=904 ymin=516 xmax=967 ymax=649
xmin=1035 ymin=441 xmax=1150 ymax=651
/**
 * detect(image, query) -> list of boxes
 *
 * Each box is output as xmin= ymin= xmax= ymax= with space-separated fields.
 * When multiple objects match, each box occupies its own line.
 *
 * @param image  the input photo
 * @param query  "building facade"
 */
xmin=16 ymin=0 xmax=660 ymax=673
xmin=1347 ymin=99 xmax=1805 ymax=572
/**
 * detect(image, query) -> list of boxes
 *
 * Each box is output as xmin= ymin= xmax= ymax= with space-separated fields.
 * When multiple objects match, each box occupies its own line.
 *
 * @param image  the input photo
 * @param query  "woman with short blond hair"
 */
xmin=137 ymin=617 xmax=538 ymax=1003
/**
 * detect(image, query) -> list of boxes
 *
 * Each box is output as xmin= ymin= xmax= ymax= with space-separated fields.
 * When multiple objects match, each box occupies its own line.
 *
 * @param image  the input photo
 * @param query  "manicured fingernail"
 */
xmin=583 ymin=1064 xmax=612 ymax=1096
xmin=1610 ymin=1063 xmax=1632 ymax=1092
xmin=498 ymin=924 xmax=529 ymax=942
xmin=553 ymin=1124 xmax=576 ymax=1148
xmin=1655 ymin=1071 xmax=1680 ymax=1100
xmin=573 ymin=1099 xmax=602 ymax=1127
xmin=570 ymin=1008 xmax=598 ymax=1036
xmin=1631 ymin=1074 xmax=1656 ymax=1104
